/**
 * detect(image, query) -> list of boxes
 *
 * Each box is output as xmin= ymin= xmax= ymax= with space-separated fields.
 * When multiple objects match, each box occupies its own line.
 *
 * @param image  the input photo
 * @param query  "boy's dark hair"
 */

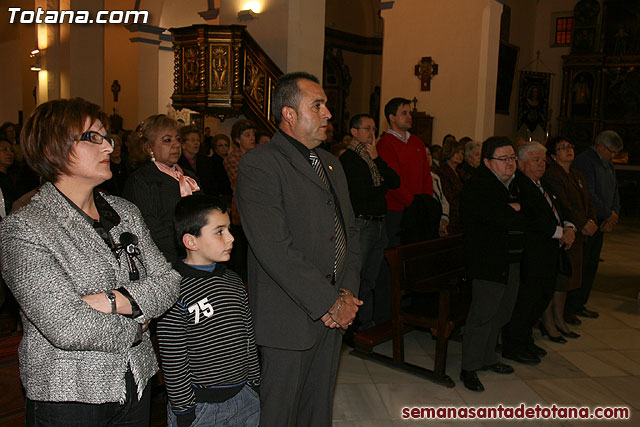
xmin=383 ymin=97 xmax=411 ymax=124
xmin=174 ymin=194 xmax=228 ymax=250
xmin=271 ymin=72 xmax=320 ymax=125
xmin=481 ymin=136 xmax=514 ymax=160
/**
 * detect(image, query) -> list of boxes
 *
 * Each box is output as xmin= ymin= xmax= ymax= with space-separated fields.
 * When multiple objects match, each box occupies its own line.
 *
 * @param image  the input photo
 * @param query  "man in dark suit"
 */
xmin=566 ymin=130 xmax=623 ymax=323
xmin=235 ymin=72 xmax=361 ymax=427
xmin=502 ymin=142 xmax=575 ymax=365
xmin=461 ymin=137 xmax=523 ymax=392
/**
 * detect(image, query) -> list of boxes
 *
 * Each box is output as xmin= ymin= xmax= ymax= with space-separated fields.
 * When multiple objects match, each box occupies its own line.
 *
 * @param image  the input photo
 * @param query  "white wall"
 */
xmin=67 ymin=0 xmax=104 ymax=105
xmin=0 ymin=0 xmax=37 ymax=123
xmin=380 ymin=0 xmax=502 ymax=144
xmin=286 ymin=0 xmax=325 ymax=77
xmin=0 ymin=39 xmax=23 ymax=123
xmin=218 ymin=0 xmax=325 ymax=77
xmin=219 ymin=0 xmax=290 ymax=72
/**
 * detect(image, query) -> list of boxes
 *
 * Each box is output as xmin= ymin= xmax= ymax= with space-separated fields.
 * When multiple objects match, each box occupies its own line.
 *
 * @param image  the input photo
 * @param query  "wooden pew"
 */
xmin=352 ymin=234 xmax=470 ymax=387
xmin=0 ymin=334 xmax=24 ymax=426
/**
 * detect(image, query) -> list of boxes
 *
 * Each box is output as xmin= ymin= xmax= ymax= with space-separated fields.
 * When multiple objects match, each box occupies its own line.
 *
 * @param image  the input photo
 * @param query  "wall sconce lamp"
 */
xmin=237 ymin=9 xmax=259 ymax=20
xmin=30 ymin=49 xmax=41 ymax=72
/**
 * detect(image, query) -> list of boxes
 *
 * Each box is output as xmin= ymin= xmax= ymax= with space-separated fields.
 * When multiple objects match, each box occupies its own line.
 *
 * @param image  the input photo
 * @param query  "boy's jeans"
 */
xmin=168 ymin=385 xmax=259 ymax=427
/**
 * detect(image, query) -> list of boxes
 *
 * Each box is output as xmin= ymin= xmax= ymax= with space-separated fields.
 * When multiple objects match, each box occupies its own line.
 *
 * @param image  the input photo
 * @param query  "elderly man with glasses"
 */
xmin=459 ymin=137 xmax=524 ymax=392
xmin=502 ymin=142 xmax=576 ymax=366
xmin=564 ymin=130 xmax=624 ymax=325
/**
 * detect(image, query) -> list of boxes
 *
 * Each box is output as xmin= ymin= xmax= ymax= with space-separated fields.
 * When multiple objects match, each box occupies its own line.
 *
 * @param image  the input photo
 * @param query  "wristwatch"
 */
xmin=105 ymin=290 xmax=117 ymax=314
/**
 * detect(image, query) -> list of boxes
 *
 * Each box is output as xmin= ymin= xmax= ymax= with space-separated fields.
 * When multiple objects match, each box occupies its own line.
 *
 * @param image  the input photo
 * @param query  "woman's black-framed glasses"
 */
xmin=80 ymin=131 xmax=115 ymax=149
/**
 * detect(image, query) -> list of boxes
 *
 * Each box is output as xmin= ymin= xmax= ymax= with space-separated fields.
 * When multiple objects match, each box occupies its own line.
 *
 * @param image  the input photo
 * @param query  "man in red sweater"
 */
xmin=377 ymin=97 xmax=433 ymax=246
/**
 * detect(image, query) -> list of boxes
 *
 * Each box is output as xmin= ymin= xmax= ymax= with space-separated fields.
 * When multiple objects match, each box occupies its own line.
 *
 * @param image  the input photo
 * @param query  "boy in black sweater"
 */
xmin=158 ymin=194 xmax=260 ymax=427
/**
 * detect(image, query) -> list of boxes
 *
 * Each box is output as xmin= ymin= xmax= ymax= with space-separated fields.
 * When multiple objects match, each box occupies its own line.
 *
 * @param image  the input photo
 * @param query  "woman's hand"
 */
xmin=82 ymin=290 xmax=133 ymax=315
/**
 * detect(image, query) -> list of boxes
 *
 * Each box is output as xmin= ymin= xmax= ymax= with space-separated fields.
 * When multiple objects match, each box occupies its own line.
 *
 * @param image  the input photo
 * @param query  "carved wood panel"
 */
xmin=182 ymin=46 xmax=200 ymax=92
xmin=243 ymin=52 xmax=266 ymax=113
xmin=171 ymin=25 xmax=282 ymax=133
xmin=209 ymin=45 xmax=230 ymax=92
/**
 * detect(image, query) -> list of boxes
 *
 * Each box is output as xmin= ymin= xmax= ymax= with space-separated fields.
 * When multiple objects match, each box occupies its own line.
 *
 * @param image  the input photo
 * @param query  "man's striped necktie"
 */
xmin=309 ymin=150 xmax=347 ymax=280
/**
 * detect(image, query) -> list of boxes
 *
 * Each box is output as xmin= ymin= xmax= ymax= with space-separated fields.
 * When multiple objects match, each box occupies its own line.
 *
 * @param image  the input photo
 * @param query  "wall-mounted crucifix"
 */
xmin=414 ymin=57 xmax=438 ymax=91
xmin=111 ymin=80 xmax=121 ymax=102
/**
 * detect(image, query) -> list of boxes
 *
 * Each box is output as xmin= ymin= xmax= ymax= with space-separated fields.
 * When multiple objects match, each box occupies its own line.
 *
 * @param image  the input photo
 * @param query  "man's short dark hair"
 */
xmin=481 ymin=136 xmax=513 ymax=160
xmin=174 ymin=194 xmax=228 ymax=250
xmin=271 ymin=72 xmax=320 ymax=125
xmin=383 ymin=97 xmax=411 ymax=124
xmin=349 ymin=113 xmax=373 ymax=131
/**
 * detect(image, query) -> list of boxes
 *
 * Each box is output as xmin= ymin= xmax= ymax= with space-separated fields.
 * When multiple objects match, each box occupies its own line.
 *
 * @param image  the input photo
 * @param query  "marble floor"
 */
xmin=332 ymin=218 xmax=640 ymax=426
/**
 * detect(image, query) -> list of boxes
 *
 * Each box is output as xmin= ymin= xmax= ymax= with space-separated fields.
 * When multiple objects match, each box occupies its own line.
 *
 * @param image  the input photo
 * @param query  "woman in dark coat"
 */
xmin=177 ymin=125 xmax=219 ymax=196
xmin=434 ymin=139 xmax=465 ymax=234
xmin=540 ymin=136 xmax=597 ymax=340
xmin=123 ymin=115 xmax=200 ymax=262
xmin=210 ymin=134 xmax=232 ymax=196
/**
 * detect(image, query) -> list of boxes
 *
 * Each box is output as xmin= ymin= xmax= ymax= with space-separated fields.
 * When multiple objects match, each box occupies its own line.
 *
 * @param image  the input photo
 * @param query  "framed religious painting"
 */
xmin=518 ymin=71 xmax=551 ymax=133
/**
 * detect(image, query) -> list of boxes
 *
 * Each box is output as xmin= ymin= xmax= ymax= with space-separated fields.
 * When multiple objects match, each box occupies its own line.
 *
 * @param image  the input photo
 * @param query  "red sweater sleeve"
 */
xmin=378 ymin=134 xmax=415 ymax=210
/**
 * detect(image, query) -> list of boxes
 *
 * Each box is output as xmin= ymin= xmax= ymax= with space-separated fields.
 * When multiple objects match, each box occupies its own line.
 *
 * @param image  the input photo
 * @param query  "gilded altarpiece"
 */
xmin=559 ymin=0 xmax=640 ymax=163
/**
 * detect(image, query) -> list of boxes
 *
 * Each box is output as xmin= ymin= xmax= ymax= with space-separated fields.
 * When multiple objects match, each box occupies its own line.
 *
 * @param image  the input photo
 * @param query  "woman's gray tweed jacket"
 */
xmin=0 ymin=182 xmax=181 ymax=404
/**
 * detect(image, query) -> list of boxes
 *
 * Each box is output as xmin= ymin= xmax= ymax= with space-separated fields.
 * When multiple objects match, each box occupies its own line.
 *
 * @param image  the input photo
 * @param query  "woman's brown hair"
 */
xmin=21 ymin=98 xmax=109 ymax=182
xmin=441 ymin=138 xmax=465 ymax=162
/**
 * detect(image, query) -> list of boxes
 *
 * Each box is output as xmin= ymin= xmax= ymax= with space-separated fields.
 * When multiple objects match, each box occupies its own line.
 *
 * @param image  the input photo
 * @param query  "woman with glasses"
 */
xmin=0 ymin=98 xmax=180 ymax=425
xmin=123 ymin=114 xmax=200 ymax=262
xmin=539 ymin=136 xmax=597 ymax=342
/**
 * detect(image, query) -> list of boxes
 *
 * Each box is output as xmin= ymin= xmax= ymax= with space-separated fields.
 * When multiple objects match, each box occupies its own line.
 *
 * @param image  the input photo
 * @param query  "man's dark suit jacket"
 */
xmin=573 ymin=147 xmax=620 ymax=222
xmin=515 ymin=169 xmax=562 ymax=279
xmin=462 ymin=164 xmax=523 ymax=284
xmin=235 ymin=131 xmax=360 ymax=351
